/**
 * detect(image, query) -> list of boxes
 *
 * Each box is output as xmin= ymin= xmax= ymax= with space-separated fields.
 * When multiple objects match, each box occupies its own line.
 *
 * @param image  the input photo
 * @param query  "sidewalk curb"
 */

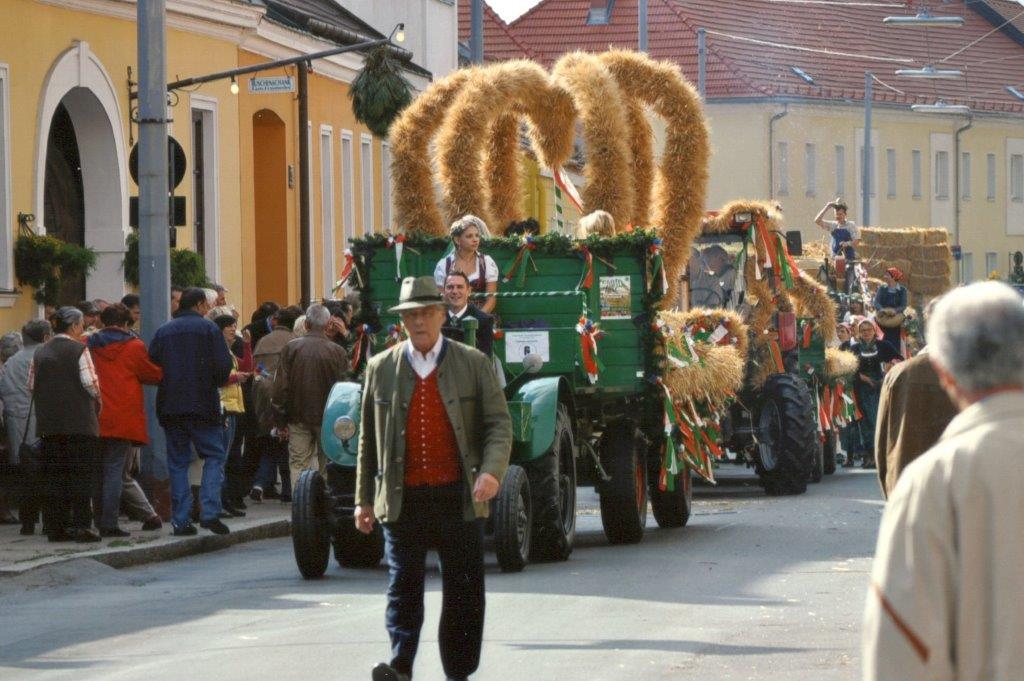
xmin=0 ymin=518 xmax=291 ymax=578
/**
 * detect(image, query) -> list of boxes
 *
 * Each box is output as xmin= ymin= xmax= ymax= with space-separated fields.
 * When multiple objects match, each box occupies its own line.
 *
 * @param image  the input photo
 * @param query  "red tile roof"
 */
xmin=458 ymin=1 xmax=537 ymax=60
xmin=504 ymin=0 xmax=1024 ymax=114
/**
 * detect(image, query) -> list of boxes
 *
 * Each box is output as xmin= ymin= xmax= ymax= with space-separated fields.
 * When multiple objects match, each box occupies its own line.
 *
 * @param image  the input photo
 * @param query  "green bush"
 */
xmin=123 ymin=232 xmax=210 ymax=289
xmin=14 ymin=234 xmax=97 ymax=306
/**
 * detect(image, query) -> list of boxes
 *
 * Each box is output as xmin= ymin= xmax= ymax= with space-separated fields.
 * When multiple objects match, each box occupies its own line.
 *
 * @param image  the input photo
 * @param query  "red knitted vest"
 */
xmin=404 ymin=369 xmax=462 ymax=487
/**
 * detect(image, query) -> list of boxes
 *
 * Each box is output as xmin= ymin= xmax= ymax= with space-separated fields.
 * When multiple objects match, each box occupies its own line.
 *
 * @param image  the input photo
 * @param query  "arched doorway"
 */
xmin=35 ymin=42 xmax=128 ymax=303
xmin=252 ymin=109 xmax=289 ymax=304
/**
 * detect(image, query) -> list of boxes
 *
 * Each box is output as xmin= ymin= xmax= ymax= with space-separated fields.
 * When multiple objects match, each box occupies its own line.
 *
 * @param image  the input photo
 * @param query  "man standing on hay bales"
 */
xmin=356 ymin=276 xmax=511 ymax=681
xmin=815 ymin=199 xmax=860 ymax=292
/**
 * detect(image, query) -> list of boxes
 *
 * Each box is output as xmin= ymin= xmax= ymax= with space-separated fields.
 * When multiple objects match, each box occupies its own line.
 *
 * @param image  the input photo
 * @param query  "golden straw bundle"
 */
xmin=824 ymin=348 xmax=859 ymax=381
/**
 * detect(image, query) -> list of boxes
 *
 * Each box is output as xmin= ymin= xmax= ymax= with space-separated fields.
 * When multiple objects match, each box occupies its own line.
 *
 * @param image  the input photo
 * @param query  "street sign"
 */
xmin=130 ymin=196 xmax=186 ymax=228
xmin=129 ymin=138 xmax=187 ymax=189
xmin=249 ymin=76 xmax=295 ymax=94
xmin=951 ymin=244 xmax=963 ymax=261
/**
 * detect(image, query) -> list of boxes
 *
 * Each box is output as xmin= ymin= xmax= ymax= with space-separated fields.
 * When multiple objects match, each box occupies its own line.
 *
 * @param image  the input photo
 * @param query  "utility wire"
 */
xmin=938 ymin=8 xmax=1024 ymax=63
xmin=702 ymin=29 xmax=916 ymax=63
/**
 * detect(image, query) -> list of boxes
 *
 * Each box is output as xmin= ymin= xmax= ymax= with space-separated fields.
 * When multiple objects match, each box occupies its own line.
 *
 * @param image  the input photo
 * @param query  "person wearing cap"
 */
xmin=433 ymin=215 xmax=499 ymax=314
xmin=356 ymin=276 xmax=511 ymax=681
xmin=271 ymin=304 xmax=348 ymax=488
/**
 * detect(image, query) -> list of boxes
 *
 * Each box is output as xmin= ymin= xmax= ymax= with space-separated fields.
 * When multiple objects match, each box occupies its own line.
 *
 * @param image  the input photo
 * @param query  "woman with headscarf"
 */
xmin=433 ymin=215 xmax=499 ymax=314
xmin=873 ymin=267 xmax=909 ymax=349
xmin=849 ymin=318 xmax=900 ymax=469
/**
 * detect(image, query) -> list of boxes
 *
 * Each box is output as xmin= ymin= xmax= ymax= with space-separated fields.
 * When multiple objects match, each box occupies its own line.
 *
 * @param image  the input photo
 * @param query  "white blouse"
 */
xmin=433 ymin=253 xmax=499 ymax=288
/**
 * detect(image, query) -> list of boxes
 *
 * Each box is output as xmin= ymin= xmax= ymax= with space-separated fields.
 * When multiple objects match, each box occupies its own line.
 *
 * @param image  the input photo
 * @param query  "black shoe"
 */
xmin=20 ymin=525 xmax=34 ymax=536
xmin=248 ymin=487 xmax=263 ymax=503
xmin=233 ymin=499 xmax=247 ymax=510
xmin=371 ymin=663 xmax=410 ymax=681
xmin=172 ymin=523 xmax=198 ymax=536
xmin=141 ymin=516 xmax=163 ymax=531
xmin=74 ymin=529 xmax=102 ymax=543
xmin=199 ymin=518 xmax=231 ymax=535
xmin=47 ymin=530 xmax=75 ymax=543
xmin=222 ymin=505 xmax=246 ymax=518
xmin=99 ymin=527 xmax=131 ymax=538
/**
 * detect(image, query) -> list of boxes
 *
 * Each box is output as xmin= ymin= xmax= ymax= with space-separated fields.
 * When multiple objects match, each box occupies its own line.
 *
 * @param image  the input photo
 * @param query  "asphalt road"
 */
xmin=0 ymin=468 xmax=884 ymax=681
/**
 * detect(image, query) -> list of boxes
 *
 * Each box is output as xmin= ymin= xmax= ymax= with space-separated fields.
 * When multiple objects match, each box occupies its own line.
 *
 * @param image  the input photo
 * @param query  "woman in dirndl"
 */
xmin=434 ymin=215 xmax=499 ymax=314
xmin=873 ymin=267 xmax=909 ymax=349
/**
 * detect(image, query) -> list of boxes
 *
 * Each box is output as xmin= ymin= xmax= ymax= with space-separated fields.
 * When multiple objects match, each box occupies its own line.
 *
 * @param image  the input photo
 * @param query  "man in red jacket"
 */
xmin=87 ymin=304 xmax=164 ymax=536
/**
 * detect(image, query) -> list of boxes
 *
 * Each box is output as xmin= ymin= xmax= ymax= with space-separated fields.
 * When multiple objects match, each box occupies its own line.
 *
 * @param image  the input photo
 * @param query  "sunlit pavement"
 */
xmin=0 ymin=469 xmax=883 ymax=681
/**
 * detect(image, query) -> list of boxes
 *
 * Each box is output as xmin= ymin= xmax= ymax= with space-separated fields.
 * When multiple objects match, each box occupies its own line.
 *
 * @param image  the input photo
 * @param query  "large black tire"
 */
xmin=492 ymin=465 xmax=532 ymax=573
xmin=291 ymin=469 xmax=331 ymax=579
xmin=528 ymin=405 xmax=576 ymax=562
xmin=823 ymin=429 xmax=838 ymax=475
xmin=650 ymin=455 xmax=693 ymax=529
xmin=755 ymin=374 xmax=816 ymax=496
xmin=598 ymin=422 xmax=647 ymax=544
xmin=333 ymin=521 xmax=384 ymax=568
xmin=810 ymin=437 xmax=824 ymax=484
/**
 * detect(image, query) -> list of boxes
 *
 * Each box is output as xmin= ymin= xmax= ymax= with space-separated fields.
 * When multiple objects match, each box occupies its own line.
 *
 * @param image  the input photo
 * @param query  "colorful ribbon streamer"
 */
xmin=576 ymin=317 xmax=604 ymax=384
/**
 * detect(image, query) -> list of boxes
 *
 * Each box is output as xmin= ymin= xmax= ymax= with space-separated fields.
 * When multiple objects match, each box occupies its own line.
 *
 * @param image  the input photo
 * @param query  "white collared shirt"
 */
xmin=448 ymin=305 xmax=469 ymax=323
xmin=405 ymin=334 xmax=444 ymax=379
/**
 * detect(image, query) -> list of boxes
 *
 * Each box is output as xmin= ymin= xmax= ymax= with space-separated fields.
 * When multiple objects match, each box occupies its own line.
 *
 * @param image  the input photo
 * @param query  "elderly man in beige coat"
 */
xmin=863 ymin=281 xmax=1024 ymax=680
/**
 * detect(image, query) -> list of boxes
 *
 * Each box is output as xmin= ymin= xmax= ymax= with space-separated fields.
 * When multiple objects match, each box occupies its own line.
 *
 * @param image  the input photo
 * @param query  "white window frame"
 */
xmin=360 ymin=133 xmax=374 ymax=233
xmin=987 ymin=153 xmax=996 ymax=202
xmin=912 ymin=149 xmax=922 ymax=199
xmin=381 ymin=141 xmax=392 ymax=231
xmin=804 ymin=143 xmax=816 ymax=197
xmin=0 ymin=64 xmax=13 ymax=295
xmin=962 ymin=252 xmax=974 ymax=283
xmin=319 ymin=125 xmax=335 ymax=298
xmin=189 ymin=94 xmax=220 ymax=282
xmin=776 ymin=141 xmax=789 ymax=196
xmin=1011 ymin=153 xmax=1024 ymax=203
xmin=985 ymin=251 xmax=998 ymax=279
xmin=306 ymin=122 xmax=315 ymax=290
xmin=935 ymin=150 xmax=950 ymax=200
xmin=340 ymin=130 xmax=355 ymax=247
xmin=835 ymin=145 xmax=845 ymax=197
xmin=886 ymin=147 xmax=896 ymax=199
xmin=961 ymin=151 xmax=971 ymax=200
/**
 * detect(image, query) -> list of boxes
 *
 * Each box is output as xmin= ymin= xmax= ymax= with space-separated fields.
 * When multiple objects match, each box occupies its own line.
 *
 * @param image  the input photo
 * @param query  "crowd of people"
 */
xmin=0 ymin=286 xmax=363 ymax=539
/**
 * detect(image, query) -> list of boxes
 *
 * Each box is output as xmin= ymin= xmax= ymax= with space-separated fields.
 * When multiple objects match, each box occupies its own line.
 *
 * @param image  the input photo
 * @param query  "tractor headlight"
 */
xmin=333 ymin=416 xmax=356 ymax=442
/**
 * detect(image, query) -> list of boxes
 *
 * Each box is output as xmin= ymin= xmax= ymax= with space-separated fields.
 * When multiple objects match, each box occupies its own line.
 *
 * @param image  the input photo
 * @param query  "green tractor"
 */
xmin=291 ymin=230 xmax=696 ymax=578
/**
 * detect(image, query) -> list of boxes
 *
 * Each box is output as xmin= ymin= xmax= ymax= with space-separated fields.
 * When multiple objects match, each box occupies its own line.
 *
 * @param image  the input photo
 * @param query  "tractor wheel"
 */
xmin=493 ymin=465 xmax=532 ymax=573
xmin=810 ymin=437 xmax=825 ymax=484
xmin=333 ymin=520 xmax=384 ymax=569
xmin=291 ymin=469 xmax=331 ymax=579
xmin=528 ymin=405 xmax=577 ymax=563
xmin=598 ymin=421 xmax=647 ymax=545
xmin=823 ymin=429 xmax=838 ymax=475
xmin=650 ymin=455 xmax=693 ymax=529
xmin=755 ymin=374 xmax=816 ymax=496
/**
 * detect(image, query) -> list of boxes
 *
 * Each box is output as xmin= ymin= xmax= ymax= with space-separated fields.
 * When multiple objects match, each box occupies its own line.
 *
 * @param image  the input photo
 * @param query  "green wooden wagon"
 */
xmin=291 ymin=231 xmax=693 ymax=578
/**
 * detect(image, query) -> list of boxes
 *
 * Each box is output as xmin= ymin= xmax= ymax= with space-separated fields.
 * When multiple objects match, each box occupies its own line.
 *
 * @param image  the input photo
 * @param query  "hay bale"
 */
xmin=921 ymin=228 xmax=949 ymax=245
xmin=920 ymin=244 xmax=952 ymax=262
xmin=824 ymin=348 xmax=859 ymax=381
xmin=862 ymin=228 xmax=925 ymax=246
xmin=914 ymin=274 xmax=953 ymax=296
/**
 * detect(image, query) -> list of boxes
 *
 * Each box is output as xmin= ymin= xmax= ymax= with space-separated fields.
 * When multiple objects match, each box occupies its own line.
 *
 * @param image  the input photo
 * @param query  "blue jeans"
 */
xmin=856 ymin=385 xmax=882 ymax=456
xmin=382 ymin=483 xmax=485 ymax=679
xmin=94 ymin=438 xmax=131 ymax=530
xmin=165 ymin=421 xmax=226 ymax=527
xmin=252 ymin=435 xmax=290 ymax=493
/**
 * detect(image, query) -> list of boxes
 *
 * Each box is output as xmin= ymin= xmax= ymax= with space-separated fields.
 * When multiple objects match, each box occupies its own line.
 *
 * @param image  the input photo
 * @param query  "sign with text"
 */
xmin=504 ymin=331 xmax=550 ymax=363
xmin=248 ymin=76 xmax=295 ymax=94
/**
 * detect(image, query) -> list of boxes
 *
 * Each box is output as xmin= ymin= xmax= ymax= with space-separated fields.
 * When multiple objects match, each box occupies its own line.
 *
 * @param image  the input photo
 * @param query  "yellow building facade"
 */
xmin=0 ymin=0 xmax=426 ymax=331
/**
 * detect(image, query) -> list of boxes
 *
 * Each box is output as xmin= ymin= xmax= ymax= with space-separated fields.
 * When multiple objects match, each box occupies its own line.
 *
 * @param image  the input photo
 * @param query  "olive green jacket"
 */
xmin=355 ymin=338 xmax=511 ymax=522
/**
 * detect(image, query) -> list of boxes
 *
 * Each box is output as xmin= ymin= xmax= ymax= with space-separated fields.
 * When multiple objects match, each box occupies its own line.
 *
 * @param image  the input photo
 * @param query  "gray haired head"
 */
xmin=926 ymin=282 xmax=1024 ymax=393
xmin=305 ymin=303 xmax=330 ymax=332
xmin=51 ymin=306 xmax=84 ymax=334
xmin=0 ymin=332 xmax=23 ymax=363
xmin=203 ymin=288 xmax=218 ymax=306
xmin=21 ymin=319 xmax=52 ymax=346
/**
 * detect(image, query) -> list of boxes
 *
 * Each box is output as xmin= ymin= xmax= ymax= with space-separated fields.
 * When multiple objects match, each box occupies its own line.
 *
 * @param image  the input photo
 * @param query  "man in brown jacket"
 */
xmin=271 ymin=303 xmax=348 ymax=489
xmin=874 ymin=299 xmax=958 ymax=498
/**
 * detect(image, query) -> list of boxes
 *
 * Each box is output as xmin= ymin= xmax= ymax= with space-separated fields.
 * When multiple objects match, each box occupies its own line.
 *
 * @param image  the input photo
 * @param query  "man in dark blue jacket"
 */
xmin=149 ymin=288 xmax=234 ymax=536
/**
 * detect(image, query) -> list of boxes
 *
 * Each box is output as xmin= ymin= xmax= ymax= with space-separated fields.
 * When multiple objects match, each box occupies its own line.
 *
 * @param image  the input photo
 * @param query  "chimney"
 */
xmin=587 ymin=0 xmax=614 ymax=25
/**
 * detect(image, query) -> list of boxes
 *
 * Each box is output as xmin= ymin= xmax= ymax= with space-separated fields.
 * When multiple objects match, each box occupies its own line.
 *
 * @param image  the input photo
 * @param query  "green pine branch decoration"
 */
xmin=349 ymin=45 xmax=413 ymax=138
xmin=14 ymin=234 xmax=97 ymax=306
xmin=123 ymin=232 xmax=210 ymax=289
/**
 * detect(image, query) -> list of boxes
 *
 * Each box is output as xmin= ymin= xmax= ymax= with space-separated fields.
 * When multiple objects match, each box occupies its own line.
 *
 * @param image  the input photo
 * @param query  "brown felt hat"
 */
xmin=388 ymin=276 xmax=444 ymax=312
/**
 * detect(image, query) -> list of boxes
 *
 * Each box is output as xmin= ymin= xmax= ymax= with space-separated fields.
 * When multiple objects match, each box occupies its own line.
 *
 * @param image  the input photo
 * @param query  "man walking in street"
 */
xmin=149 ymin=287 xmax=234 ymax=536
xmin=271 ymin=304 xmax=348 ymax=489
xmin=874 ymin=297 xmax=958 ymax=498
xmin=355 ymin=276 xmax=511 ymax=681
xmin=442 ymin=270 xmax=494 ymax=357
xmin=863 ymin=282 xmax=1024 ymax=680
